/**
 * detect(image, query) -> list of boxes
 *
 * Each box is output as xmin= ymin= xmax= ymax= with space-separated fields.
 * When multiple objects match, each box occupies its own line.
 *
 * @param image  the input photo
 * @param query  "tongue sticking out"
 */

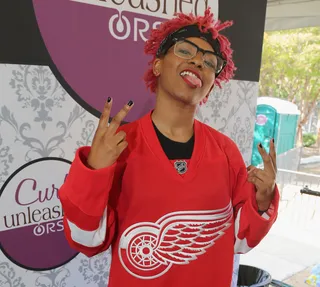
xmin=182 ymin=74 xmax=203 ymax=88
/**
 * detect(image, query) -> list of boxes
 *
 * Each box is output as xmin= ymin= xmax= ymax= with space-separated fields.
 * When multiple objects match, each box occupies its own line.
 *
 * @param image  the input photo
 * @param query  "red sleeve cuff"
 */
xmin=63 ymin=146 xmax=116 ymax=217
xmin=249 ymin=184 xmax=280 ymax=221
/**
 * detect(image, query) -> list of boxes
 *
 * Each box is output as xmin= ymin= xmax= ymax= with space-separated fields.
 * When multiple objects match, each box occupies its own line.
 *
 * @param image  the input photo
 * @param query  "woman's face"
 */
xmin=154 ymin=37 xmax=216 ymax=106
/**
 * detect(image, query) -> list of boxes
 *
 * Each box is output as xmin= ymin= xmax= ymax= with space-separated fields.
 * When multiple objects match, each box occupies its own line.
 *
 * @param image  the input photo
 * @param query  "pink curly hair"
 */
xmin=144 ymin=8 xmax=235 ymax=94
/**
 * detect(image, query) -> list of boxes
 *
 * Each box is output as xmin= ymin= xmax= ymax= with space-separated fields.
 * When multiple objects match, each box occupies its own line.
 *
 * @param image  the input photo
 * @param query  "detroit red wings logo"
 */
xmin=118 ymin=202 xmax=233 ymax=279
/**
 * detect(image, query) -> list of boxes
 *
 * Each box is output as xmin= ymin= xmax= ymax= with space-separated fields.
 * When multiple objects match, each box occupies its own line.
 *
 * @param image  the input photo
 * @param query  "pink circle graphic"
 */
xmin=256 ymin=114 xmax=268 ymax=126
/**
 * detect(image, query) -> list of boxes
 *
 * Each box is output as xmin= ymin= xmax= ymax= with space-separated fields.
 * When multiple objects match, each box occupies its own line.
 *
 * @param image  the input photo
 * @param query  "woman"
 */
xmin=59 ymin=8 xmax=279 ymax=287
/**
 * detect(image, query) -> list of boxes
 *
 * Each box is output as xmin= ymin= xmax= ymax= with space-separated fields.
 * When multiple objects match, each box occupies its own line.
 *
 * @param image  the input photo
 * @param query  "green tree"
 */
xmin=259 ymin=27 xmax=320 ymax=145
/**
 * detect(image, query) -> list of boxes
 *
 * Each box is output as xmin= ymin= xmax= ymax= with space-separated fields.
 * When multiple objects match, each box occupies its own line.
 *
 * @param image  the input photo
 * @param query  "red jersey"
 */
xmin=59 ymin=111 xmax=279 ymax=287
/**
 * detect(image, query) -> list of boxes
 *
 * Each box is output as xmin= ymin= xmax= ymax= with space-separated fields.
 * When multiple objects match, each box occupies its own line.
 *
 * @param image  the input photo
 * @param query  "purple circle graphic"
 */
xmin=32 ymin=0 xmax=162 ymax=122
xmin=0 ymin=158 xmax=77 ymax=270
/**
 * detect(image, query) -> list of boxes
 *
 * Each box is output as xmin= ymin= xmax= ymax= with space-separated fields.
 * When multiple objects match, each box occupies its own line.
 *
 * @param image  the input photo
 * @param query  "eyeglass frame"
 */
xmin=170 ymin=38 xmax=227 ymax=77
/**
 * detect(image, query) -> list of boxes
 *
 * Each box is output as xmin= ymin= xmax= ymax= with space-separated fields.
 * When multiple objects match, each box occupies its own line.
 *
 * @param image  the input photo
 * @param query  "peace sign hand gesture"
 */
xmin=87 ymin=98 xmax=134 ymax=170
xmin=247 ymin=139 xmax=277 ymax=212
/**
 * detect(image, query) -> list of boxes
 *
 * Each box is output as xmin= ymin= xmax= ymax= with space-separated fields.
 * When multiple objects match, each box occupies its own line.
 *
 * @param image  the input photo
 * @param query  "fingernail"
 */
xmin=272 ymin=138 xmax=274 ymax=143
xmin=127 ymin=100 xmax=134 ymax=107
xmin=107 ymin=97 xmax=112 ymax=103
xmin=259 ymin=143 xmax=263 ymax=149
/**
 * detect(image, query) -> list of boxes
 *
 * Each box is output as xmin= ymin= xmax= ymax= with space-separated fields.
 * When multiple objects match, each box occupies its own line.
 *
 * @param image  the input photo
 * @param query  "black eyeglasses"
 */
xmin=172 ymin=38 xmax=226 ymax=76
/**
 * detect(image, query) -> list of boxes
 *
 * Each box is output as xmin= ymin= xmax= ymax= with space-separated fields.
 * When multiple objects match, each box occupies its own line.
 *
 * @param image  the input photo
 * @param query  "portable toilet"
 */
xmin=251 ymin=97 xmax=300 ymax=167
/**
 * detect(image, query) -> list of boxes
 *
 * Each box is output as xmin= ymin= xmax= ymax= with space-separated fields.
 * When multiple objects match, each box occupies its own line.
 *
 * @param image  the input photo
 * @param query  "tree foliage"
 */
xmin=259 ymin=27 xmax=320 ymax=144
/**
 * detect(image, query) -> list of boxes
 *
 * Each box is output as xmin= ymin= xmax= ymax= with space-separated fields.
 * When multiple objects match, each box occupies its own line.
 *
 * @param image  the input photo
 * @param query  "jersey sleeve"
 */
xmin=59 ymin=146 xmax=122 ymax=257
xmin=226 ymin=140 xmax=280 ymax=254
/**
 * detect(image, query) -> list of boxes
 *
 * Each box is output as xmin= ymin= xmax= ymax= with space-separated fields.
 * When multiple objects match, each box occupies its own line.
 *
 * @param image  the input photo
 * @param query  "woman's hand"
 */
xmin=247 ymin=139 xmax=277 ymax=211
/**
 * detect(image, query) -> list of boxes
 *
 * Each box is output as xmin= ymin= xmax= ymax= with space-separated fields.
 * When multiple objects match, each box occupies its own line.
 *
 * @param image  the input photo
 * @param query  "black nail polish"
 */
xmin=259 ymin=143 xmax=263 ymax=149
xmin=128 ymin=100 xmax=134 ymax=107
xmin=107 ymin=97 xmax=111 ymax=103
xmin=272 ymin=138 xmax=275 ymax=143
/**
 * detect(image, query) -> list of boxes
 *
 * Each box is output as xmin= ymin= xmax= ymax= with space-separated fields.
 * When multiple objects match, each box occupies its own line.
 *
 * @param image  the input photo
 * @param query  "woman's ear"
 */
xmin=153 ymin=58 xmax=162 ymax=76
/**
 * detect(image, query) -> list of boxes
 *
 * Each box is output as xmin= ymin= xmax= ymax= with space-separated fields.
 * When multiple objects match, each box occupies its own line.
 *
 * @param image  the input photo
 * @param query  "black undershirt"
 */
xmin=152 ymin=122 xmax=194 ymax=160
xmin=153 ymin=122 xmax=266 ymax=214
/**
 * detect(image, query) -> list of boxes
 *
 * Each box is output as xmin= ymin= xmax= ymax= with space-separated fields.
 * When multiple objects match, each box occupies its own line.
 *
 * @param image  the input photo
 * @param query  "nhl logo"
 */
xmin=174 ymin=160 xmax=188 ymax=175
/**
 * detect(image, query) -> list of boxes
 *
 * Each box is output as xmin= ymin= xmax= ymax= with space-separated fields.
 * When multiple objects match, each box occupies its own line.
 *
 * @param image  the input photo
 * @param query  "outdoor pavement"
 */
xmin=240 ymin=181 xmax=320 ymax=285
xmin=284 ymin=267 xmax=313 ymax=286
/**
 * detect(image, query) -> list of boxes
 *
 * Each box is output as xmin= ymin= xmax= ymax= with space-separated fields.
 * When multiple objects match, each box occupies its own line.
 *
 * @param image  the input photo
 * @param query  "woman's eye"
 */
xmin=178 ymin=49 xmax=192 ymax=55
xmin=205 ymin=60 xmax=216 ymax=69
